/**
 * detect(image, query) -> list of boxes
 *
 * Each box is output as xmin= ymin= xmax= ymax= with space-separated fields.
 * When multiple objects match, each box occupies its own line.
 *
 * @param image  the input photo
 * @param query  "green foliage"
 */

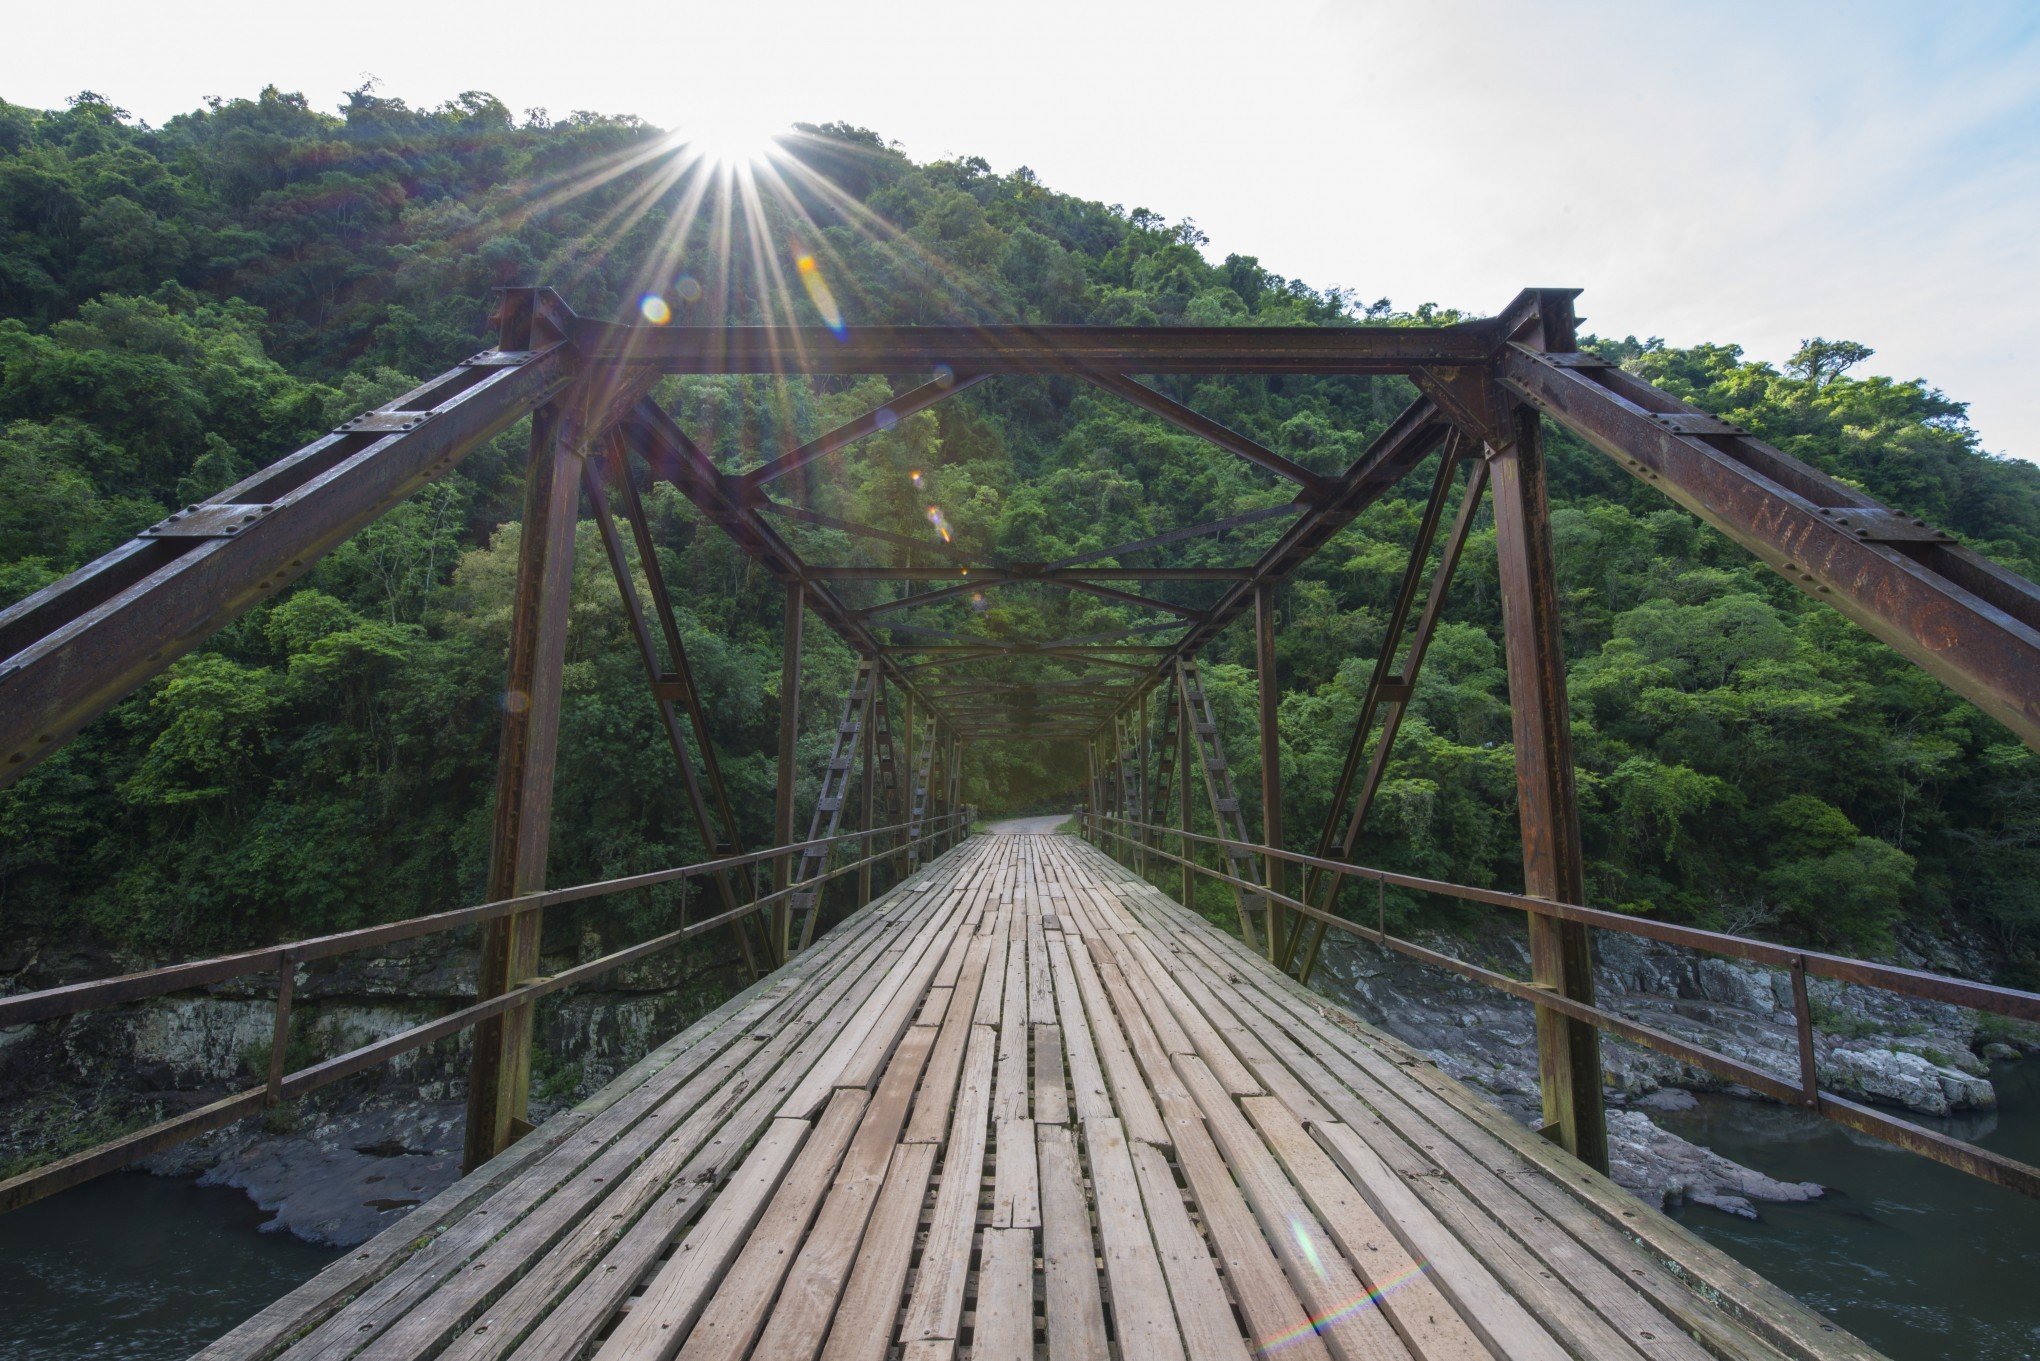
xmin=0 ymin=85 xmax=2034 ymax=978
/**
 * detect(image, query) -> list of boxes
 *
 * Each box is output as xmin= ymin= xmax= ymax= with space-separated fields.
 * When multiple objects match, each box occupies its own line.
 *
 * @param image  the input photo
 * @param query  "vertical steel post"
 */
xmin=947 ymin=734 xmax=965 ymax=847
xmin=901 ymin=693 xmax=917 ymax=872
xmin=1255 ymin=583 xmax=1286 ymax=963
xmin=1488 ymin=398 xmax=1610 ymax=1174
xmin=927 ymin=723 xmax=946 ymax=848
xmin=858 ymin=675 xmax=876 ymax=907
xmin=1115 ymin=713 xmax=1134 ymax=866
xmin=773 ymin=583 xmax=806 ymax=961
xmin=1085 ymin=735 xmax=1100 ymax=843
xmin=1137 ymin=690 xmax=1151 ymax=878
xmin=464 ymin=398 xmax=583 ymax=1171
xmin=1177 ymin=680 xmax=1194 ymax=907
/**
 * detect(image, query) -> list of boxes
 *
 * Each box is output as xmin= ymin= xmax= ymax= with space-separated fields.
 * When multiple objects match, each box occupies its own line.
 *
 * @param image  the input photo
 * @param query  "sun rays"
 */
xmin=452 ymin=117 xmax=1283 ymax=713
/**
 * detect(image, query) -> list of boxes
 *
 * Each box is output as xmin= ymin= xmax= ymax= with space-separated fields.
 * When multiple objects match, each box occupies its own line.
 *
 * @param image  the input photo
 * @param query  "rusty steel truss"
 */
xmin=3 ymin=285 xmax=2038 ymax=1176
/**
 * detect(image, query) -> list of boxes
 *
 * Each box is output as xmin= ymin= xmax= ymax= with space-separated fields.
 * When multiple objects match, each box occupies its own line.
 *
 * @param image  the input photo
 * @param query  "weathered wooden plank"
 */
xmin=1043 ymin=938 xmax=1115 ymax=1127
xmin=1068 ymin=938 xmax=1191 ymax=1142
xmin=578 ymin=1116 xmax=809 ymax=1361
xmin=974 ymin=933 xmax=1011 ymax=1027
xmin=1052 ymin=930 xmax=1166 ymax=1142
xmin=972 ymin=1226 xmax=1037 ymax=1361
xmin=1309 ymin=1121 xmax=1583 ymax=1361
xmin=1119 ymin=934 xmax=1261 ymax=1096
xmin=904 ymin=935 xmax=994 ymax=1146
xmin=915 ymin=984 xmax=954 ymax=1028
xmin=752 ymin=1024 xmax=938 ymax=1359
xmin=464 ymin=877 xmax=975 ymax=1361
xmin=1033 ymin=1023 xmax=1070 ymax=1126
xmin=665 ymin=1088 xmax=868 ymax=1361
xmin=1242 ymin=1096 xmax=1494 ymax=1361
xmin=819 ymin=1141 xmax=937 ymax=1361
xmin=1170 ymin=961 xmax=1334 ymax=1125
xmin=1036 ymin=1123 xmax=1109 ymax=1361
xmin=898 ymin=1023 xmax=997 ymax=1343
xmin=1174 ymin=1057 xmax=1409 ymax=1361
xmin=781 ymin=851 xmax=988 ymax=1116
xmin=992 ymin=1118 xmax=1040 ymax=1229
xmin=1149 ymin=1075 xmax=1331 ymax=1360
xmin=1028 ymin=914 xmax=1055 ymax=1024
xmin=1081 ymin=1117 xmax=1187 ymax=1361
xmin=1111 ymin=872 xmax=1709 ymax=1360
xmin=1127 ymin=1141 xmax=1251 ymax=1361
xmin=430 ymin=1023 xmax=814 ymax=1360
xmin=282 ymin=882 xmax=922 ymax=1361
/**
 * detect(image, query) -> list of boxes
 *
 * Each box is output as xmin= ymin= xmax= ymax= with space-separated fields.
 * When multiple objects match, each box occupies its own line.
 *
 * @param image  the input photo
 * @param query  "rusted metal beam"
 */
xmin=1059 ymin=578 xmax=1208 ymax=620
xmin=464 ymin=392 xmax=584 ymax=1171
xmin=1087 ymin=393 xmax=1453 ymax=750
xmin=1045 ymin=505 xmax=1299 ymax=571
xmin=1177 ymin=681 xmax=1195 ymax=906
xmin=584 ymin=449 xmax=760 ymax=979
xmin=739 ymin=372 xmax=988 ymax=490
xmin=858 ymin=573 xmax=1207 ymax=623
xmin=617 ymin=400 xmax=960 ymax=734
xmin=773 ymin=581 xmax=806 ymax=956
xmin=613 ymin=457 xmax=748 ymax=866
xmin=808 ymin=565 xmax=1255 ymax=582
xmin=1145 ymin=397 xmax=1450 ymax=692
xmin=570 ymin=317 xmax=1500 ymax=374
xmin=1254 ymin=582 xmax=1286 ymax=960
xmin=857 ymin=577 xmax=1017 ymax=619
xmin=1295 ymin=443 xmax=1487 ymax=981
xmin=1503 ymin=340 xmax=2040 ymax=751
xmin=0 ymin=297 xmax=582 ymax=791
xmin=1078 ymin=370 xmax=1329 ymax=492
xmin=859 ymin=676 xmax=876 ymax=907
xmin=1485 ymin=391 xmax=1609 ymax=1175
xmin=755 ymin=499 xmax=983 ymax=566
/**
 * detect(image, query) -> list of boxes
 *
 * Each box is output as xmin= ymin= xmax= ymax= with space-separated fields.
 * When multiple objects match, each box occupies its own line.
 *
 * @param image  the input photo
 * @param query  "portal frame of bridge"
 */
xmin=3 ymin=284 xmax=2040 ymax=1184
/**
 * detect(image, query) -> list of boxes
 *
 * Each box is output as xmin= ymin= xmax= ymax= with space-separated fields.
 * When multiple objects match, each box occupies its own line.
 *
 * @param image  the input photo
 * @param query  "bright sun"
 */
xmin=674 ymin=111 xmax=784 ymax=166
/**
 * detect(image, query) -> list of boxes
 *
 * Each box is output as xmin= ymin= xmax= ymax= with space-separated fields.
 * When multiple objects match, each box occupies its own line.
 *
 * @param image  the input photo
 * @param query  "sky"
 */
xmin=6 ymin=0 xmax=2039 ymax=458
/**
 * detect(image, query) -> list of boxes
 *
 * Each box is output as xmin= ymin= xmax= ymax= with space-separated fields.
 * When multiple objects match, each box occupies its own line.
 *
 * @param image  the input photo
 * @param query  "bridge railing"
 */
xmin=0 ymin=811 xmax=970 ymax=1215
xmin=1083 ymin=811 xmax=2040 ymax=1199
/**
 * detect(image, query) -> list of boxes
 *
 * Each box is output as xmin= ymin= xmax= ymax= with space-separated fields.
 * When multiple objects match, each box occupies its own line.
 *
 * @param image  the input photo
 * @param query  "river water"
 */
xmin=0 ymin=1070 xmax=2034 ymax=1358
xmin=0 ymin=1173 xmax=339 ymax=1359
xmin=1656 ymin=1059 xmax=2040 ymax=1360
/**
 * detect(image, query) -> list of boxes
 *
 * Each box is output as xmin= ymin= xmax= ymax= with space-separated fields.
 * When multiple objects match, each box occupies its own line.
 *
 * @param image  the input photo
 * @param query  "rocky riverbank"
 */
xmin=4 ymin=915 xmax=2031 ymax=1245
xmin=1311 ymin=919 xmax=2032 ymax=1217
xmin=0 ymin=930 xmax=740 ymax=1247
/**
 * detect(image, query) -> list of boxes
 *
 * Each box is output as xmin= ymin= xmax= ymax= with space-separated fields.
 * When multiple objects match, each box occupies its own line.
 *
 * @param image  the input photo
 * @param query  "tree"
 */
xmin=1788 ymin=337 xmax=1875 ymax=389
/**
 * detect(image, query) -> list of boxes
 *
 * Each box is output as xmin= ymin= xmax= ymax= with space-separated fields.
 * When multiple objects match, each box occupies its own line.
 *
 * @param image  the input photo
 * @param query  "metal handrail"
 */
xmin=1084 ymin=811 xmax=2040 ymax=1198
xmin=0 ymin=813 xmax=969 ymax=1215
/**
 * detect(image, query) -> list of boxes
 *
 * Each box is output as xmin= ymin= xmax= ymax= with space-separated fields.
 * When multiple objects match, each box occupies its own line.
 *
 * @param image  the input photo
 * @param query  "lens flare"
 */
xmin=639 ymin=293 xmax=672 ymax=325
xmin=795 ymin=253 xmax=847 ymax=337
xmin=1253 ymin=1258 xmax=1438 ymax=1353
xmin=673 ymin=274 xmax=703 ymax=303
xmin=910 ymin=469 xmax=924 ymax=486
xmin=1293 ymin=1222 xmax=1324 ymax=1277
xmin=927 ymin=505 xmax=952 ymax=543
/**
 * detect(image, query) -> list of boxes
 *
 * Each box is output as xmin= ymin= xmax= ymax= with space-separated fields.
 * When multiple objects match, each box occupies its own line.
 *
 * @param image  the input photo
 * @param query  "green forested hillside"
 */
xmin=2 ymin=88 xmax=2037 ymax=976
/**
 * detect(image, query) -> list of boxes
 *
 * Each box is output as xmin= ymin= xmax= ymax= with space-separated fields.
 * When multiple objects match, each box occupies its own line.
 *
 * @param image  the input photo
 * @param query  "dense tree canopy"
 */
xmin=2 ymin=87 xmax=2036 ymax=981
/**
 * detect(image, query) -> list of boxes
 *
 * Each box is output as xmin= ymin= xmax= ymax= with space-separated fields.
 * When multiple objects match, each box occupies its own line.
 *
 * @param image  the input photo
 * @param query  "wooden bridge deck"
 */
xmin=201 ymin=833 xmax=1877 ymax=1361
